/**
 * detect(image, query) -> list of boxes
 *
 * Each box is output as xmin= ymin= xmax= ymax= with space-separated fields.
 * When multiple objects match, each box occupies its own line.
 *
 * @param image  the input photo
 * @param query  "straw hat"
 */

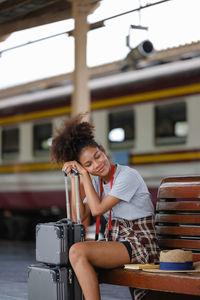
xmin=143 ymin=249 xmax=200 ymax=273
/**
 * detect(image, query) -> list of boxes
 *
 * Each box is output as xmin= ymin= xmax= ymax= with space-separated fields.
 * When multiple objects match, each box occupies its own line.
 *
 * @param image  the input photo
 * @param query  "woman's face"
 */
xmin=79 ymin=146 xmax=110 ymax=177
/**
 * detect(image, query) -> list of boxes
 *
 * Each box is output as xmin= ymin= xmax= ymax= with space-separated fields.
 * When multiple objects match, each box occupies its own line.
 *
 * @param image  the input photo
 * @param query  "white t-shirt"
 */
xmin=84 ymin=164 xmax=154 ymax=221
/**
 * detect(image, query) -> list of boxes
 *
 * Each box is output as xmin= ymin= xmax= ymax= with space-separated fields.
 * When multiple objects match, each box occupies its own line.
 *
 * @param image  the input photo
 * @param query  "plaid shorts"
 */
xmin=104 ymin=215 xmax=160 ymax=300
xmin=104 ymin=215 xmax=160 ymax=264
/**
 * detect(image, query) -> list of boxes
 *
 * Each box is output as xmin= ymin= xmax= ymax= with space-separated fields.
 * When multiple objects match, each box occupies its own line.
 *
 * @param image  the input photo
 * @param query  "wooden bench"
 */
xmin=98 ymin=176 xmax=200 ymax=299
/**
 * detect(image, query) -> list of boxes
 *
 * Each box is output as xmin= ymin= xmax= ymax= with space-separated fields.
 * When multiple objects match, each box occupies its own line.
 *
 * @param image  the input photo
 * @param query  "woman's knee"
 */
xmin=69 ymin=242 xmax=87 ymax=267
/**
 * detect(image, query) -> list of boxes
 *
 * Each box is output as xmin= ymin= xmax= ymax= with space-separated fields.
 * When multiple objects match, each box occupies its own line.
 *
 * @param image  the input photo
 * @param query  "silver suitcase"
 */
xmin=28 ymin=264 xmax=71 ymax=300
xmin=29 ymin=169 xmax=85 ymax=300
xmin=36 ymin=170 xmax=85 ymax=265
xmin=36 ymin=219 xmax=74 ymax=265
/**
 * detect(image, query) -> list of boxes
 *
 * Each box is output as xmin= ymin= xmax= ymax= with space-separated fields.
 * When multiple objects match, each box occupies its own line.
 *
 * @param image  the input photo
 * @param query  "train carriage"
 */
xmin=1 ymin=55 xmax=200 ymax=239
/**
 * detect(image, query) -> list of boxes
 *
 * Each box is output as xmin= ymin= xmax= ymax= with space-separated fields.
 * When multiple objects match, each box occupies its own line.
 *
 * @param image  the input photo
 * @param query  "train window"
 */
xmin=155 ymin=102 xmax=188 ymax=145
xmin=33 ymin=123 xmax=52 ymax=156
xmin=2 ymin=127 xmax=19 ymax=159
xmin=108 ymin=110 xmax=135 ymax=149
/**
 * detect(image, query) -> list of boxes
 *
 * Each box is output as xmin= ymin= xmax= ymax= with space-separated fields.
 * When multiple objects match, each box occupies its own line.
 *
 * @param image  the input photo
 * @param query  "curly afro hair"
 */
xmin=50 ymin=113 xmax=100 ymax=164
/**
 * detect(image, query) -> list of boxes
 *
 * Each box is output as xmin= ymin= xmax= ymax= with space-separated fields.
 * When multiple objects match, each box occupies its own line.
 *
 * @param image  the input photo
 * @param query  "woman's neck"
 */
xmin=102 ymin=164 xmax=116 ymax=184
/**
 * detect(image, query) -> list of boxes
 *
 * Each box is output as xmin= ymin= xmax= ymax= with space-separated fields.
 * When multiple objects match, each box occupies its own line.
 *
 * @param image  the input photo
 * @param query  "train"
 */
xmin=1 ymin=53 xmax=200 ymax=239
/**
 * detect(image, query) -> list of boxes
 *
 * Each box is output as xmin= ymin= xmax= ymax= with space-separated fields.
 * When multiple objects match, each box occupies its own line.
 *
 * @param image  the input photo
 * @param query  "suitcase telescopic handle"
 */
xmin=64 ymin=169 xmax=81 ymax=224
xmin=70 ymin=168 xmax=79 ymax=176
xmin=64 ymin=172 xmax=71 ymax=220
xmin=73 ymin=171 xmax=81 ymax=225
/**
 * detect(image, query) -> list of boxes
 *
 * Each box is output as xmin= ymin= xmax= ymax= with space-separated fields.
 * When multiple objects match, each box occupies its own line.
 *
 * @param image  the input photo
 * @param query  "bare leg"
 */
xmin=69 ymin=241 xmax=130 ymax=300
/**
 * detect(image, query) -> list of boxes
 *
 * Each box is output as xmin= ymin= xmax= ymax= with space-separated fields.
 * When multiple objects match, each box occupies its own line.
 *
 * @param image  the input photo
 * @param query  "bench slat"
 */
xmin=158 ymin=176 xmax=200 ymax=199
xmin=156 ymin=225 xmax=200 ymax=236
xmin=157 ymin=201 xmax=200 ymax=211
xmin=156 ymin=214 xmax=200 ymax=224
xmin=158 ymin=238 xmax=200 ymax=250
xmin=98 ymin=268 xmax=200 ymax=296
xmin=193 ymin=253 xmax=200 ymax=262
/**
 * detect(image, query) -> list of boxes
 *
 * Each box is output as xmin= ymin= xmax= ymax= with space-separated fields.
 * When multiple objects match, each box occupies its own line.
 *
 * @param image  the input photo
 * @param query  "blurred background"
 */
xmin=0 ymin=0 xmax=200 ymax=241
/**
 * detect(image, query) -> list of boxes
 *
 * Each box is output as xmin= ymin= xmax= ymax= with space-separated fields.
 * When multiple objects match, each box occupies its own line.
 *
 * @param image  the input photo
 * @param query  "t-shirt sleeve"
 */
xmin=109 ymin=168 xmax=141 ymax=202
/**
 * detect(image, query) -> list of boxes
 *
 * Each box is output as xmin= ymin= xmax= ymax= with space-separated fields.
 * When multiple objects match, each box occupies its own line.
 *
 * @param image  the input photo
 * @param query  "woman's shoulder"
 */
xmin=115 ymin=164 xmax=145 ymax=185
xmin=116 ymin=164 xmax=140 ymax=177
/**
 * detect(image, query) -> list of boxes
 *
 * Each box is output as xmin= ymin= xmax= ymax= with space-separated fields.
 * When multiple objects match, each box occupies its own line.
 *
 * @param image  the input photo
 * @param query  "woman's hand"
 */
xmin=62 ymin=161 xmax=87 ymax=176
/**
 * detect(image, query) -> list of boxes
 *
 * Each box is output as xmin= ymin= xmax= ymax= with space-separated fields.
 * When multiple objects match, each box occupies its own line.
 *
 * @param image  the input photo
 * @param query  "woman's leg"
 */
xmin=69 ymin=241 xmax=130 ymax=300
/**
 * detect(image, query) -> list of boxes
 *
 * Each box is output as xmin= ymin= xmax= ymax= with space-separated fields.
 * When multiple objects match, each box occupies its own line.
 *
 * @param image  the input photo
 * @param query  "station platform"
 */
xmin=0 ymin=241 xmax=132 ymax=300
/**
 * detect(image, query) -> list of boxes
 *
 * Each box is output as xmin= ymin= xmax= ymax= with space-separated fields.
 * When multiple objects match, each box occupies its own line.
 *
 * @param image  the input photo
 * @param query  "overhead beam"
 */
xmin=0 ymin=1 xmax=72 ymax=37
xmin=0 ymin=0 xmax=60 ymax=23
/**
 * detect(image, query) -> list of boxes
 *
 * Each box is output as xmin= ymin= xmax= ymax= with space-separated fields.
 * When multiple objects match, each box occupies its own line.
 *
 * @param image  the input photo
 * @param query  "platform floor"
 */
xmin=0 ymin=241 xmax=132 ymax=300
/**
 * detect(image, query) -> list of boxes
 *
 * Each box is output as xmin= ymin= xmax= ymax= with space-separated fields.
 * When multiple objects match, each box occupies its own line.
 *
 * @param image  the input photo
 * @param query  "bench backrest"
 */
xmin=156 ymin=176 xmax=200 ymax=261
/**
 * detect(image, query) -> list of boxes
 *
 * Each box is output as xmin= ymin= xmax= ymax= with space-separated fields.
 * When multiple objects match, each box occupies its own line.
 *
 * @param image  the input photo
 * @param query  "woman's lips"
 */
xmin=97 ymin=165 xmax=105 ymax=173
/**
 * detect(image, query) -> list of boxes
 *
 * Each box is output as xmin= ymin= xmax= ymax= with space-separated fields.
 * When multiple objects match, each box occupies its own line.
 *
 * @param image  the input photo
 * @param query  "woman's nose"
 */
xmin=93 ymin=161 xmax=99 ymax=169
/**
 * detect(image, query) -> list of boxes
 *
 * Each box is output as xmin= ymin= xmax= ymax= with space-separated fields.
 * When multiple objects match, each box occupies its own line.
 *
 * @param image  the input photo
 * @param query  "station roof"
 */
xmin=0 ymin=0 xmax=72 ymax=41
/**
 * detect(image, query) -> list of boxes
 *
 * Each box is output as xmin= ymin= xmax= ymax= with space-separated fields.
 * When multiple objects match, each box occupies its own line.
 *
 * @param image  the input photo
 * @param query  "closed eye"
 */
xmin=84 ymin=162 xmax=91 ymax=167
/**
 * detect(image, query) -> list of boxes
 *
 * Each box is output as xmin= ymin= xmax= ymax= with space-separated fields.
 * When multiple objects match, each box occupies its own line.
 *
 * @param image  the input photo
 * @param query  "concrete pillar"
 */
xmin=70 ymin=0 xmax=99 ymax=120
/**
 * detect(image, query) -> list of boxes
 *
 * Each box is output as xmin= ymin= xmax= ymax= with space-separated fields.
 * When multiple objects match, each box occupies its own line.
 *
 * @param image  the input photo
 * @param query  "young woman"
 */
xmin=51 ymin=113 xmax=160 ymax=300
